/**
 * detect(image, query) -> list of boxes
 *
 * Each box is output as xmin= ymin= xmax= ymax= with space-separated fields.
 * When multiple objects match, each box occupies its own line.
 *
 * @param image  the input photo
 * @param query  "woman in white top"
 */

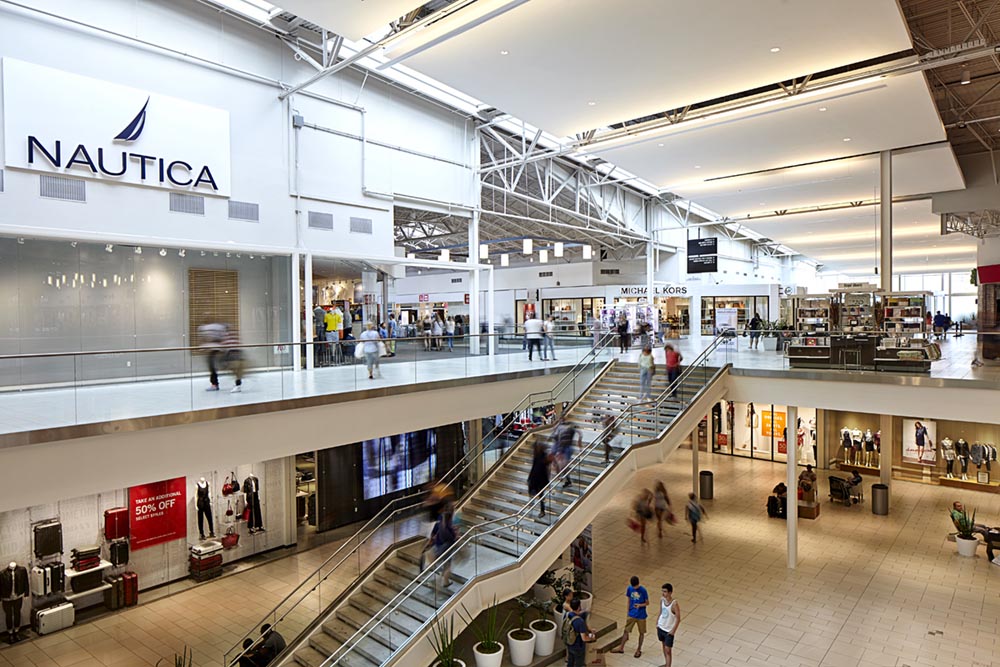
xmin=359 ymin=322 xmax=381 ymax=380
xmin=431 ymin=316 xmax=443 ymax=350
xmin=656 ymin=583 xmax=681 ymax=667
xmin=445 ymin=316 xmax=456 ymax=352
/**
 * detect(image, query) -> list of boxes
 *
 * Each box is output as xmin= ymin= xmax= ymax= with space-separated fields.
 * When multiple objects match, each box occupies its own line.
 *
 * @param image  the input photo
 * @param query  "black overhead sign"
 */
xmin=687 ymin=237 xmax=718 ymax=274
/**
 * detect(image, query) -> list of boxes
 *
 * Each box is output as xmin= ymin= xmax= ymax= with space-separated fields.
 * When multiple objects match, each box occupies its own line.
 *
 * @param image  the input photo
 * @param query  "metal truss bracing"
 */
xmin=942 ymin=209 xmax=1000 ymax=237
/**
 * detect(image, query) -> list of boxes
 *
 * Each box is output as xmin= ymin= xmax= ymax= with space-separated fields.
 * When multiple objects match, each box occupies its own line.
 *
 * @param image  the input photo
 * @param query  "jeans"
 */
xmin=446 ymin=333 xmax=454 ymax=351
xmin=566 ymin=646 xmax=586 ymax=667
xmin=364 ymin=351 xmax=378 ymax=374
xmin=527 ymin=339 xmax=542 ymax=359
xmin=667 ymin=366 xmax=680 ymax=393
xmin=639 ymin=369 xmax=652 ymax=399
xmin=544 ymin=335 xmax=556 ymax=359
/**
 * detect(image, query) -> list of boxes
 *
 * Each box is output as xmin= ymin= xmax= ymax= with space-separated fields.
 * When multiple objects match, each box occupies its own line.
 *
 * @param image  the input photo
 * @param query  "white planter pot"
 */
xmin=472 ymin=642 xmax=504 ymax=667
xmin=530 ymin=619 xmax=557 ymax=656
xmin=577 ymin=591 xmax=593 ymax=614
xmin=762 ymin=336 xmax=778 ymax=351
xmin=956 ymin=535 xmax=979 ymax=557
xmin=507 ymin=629 xmax=536 ymax=666
xmin=433 ymin=661 xmax=466 ymax=667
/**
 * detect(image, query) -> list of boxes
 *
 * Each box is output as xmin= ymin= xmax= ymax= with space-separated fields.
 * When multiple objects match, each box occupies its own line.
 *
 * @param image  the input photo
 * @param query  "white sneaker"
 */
xmin=231 ymin=386 xmax=242 ymax=393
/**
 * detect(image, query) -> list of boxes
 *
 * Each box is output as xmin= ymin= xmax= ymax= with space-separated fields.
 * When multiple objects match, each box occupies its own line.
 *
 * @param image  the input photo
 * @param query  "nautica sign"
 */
xmin=3 ymin=58 xmax=232 ymax=196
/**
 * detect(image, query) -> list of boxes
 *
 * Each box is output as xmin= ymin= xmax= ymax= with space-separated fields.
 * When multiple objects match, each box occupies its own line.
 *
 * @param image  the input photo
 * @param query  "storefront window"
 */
xmin=701 ymin=296 xmax=770 ymax=334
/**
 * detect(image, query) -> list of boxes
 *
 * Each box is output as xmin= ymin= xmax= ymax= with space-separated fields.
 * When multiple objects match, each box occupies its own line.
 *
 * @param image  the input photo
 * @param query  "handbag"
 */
xmin=354 ymin=344 xmax=365 ymax=360
xmin=225 ymin=500 xmax=234 ymax=519
xmin=221 ymin=526 xmax=239 ymax=550
xmin=229 ymin=472 xmax=241 ymax=495
xmin=242 ymin=504 xmax=251 ymax=522
xmin=221 ymin=475 xmax=234 ymax=496
xmin=377 ymin=341 xmax=387 ymax=357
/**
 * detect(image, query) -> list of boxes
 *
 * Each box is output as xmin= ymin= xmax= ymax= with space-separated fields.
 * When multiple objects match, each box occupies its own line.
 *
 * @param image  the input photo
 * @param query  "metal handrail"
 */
xmin=221 ymin=332 xmax=617 ymax=665
xmin=317 ymin=334 xmax=729 ymax=667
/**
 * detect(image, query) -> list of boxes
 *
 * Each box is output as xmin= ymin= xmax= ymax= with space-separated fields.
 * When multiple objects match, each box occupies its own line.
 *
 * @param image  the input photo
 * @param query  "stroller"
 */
xmin=828 ymin=476 xmax=862 ymax=506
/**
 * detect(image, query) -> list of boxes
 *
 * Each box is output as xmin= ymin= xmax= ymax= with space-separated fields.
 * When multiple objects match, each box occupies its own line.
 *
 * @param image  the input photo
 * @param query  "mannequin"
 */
xmin=851 ymin=428 xmax=863 ymax=465
xmin=861 ymin=429 xmax=873 ymax=467
xmin=196 ymin=478 xmax=216 ymax=540
xmin=841 ymin=427 xmax=852 ymax=465
xmin=0 ymin=562 xmax=28 ymax=644
xmin=940 ymin=438 xmax=956 ymax=478
xmin=243 ymin=474 xmax=264 ymax=533
xmin=956 ymin=438 xmax=971 ymax=480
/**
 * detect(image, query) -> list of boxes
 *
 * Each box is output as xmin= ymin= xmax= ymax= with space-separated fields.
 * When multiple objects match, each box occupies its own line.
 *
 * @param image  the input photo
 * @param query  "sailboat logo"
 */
xmin=113 ymin=97 xmax=149 ymax=142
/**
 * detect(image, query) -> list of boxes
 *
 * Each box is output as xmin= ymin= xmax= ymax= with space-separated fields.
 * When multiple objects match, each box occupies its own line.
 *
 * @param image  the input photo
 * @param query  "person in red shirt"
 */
xmin=665 ymin=345 xmax=683 ymax=396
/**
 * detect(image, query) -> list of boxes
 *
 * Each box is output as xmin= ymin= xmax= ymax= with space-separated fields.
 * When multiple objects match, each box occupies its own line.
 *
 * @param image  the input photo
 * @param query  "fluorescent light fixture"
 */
xmin=770 ymin=47 xmax=781 ymax=53
xmin=134 ymin=247 xmax=142 ymax=255
xmin=961 ymin=69 xmax=971 ymax=85
xmin=439 ymin=249 xmax=450 ymax=262
xmin=179 ymin=249 xmax=186 ymax=258
xmin=821 ymin=245 xmax=977 ymax=261
xmin=105 ymin=244 xmax=114 ymax=253
xmin=540 ymin=249 xmax=549 ymax=263
xmin=211 ymin=0 xmax=275 ymax=23
xmin=554 ymin=242 xmax=564 ymax=258
xmin=500 ymin=253 xmax=509 ymax=267
xmin=159 ymin=248 xmax=167 ymax=257
xmin=842 ymin=137 xmax=851 ymax=142
xmin=407 ymin=253 xmax=416 ymax=260
xmin=582 ymin=244 xmax=593 ymax=260
xmin=479 ymin=243 xmax=489 ymax=259
xmin=500 ymin=50 xmax=509 ymax=55
xmin=523 ymin=238 xmax=533 ymax=255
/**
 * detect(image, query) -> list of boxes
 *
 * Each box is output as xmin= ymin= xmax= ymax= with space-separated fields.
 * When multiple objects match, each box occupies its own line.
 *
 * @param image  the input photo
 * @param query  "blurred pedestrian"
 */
xmin=359 ymin=322 xmax=381 ymax=380
xmin=632 ymin=489 xmax=654 ymax=544
xmin=665 ymin=344 xmax=683 ymax=395
xmin=528 ymin=440 xmax=551 ymax=518
xmin=653 ymin=481 xmax=673 ymax=538
xmin=685 ymin=492 xmax=706 ymax=543
xmin=638 ymin=345 xmax=655 ymax=400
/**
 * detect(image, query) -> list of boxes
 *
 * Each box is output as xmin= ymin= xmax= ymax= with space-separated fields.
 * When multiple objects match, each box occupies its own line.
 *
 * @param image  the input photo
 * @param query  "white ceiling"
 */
xmin=673 ymin=143 xmax=965 ymax=219
xmin=596 ymin=72 xmax=945 ymax=191
xmin=403 ymin=0 xmax=912 ymax=137
xmin=275 ymin=0 xmax=423 ymax=40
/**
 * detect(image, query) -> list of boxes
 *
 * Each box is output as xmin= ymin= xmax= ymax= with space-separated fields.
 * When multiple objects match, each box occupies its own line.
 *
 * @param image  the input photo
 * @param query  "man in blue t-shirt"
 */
xmin=610 ymin=575 xmax=649 ymax=658
xmin=565 ymin=598 xmax=592 ymax=667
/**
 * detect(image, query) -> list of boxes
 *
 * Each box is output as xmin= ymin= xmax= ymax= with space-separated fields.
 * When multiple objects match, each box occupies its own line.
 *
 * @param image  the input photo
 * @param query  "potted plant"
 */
xmin=460 ymin=597 xmax=508 ymax=667
xmin=155 ymin=648 xmax=192 ymax=667
xmin=507 ymin=597 xmax=536 ymax=666
xmin=532 ymin=571 xmax=553 ymax=604
xmin=953 ymin=507 xmax=980 ymax=557
xmin=571 ymin=569 xmax=593 ymax=614
xmin=761 ymin=320 xmax=779 ymax=351
xmin=544 ymin=570 xmax=571 ymax=621
xmin=428 ymin=615 xmax=465 ymax=667
xmin=529 ymin=599 xmax=557 ymax=657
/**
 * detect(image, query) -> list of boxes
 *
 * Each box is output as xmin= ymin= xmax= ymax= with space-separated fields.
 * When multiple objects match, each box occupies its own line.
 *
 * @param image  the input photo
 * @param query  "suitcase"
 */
xmin=104 ymin=575 xmax=124 ymax=611
xmin=70 ymin=569 xmax=103 ymax=593
xmin=32 ymin=602 xmax=74 ymax=635
xmin=122 ymin=571 xmax=138 ymax=607
xmin=190 ymin=540 xmax=223 ymax=556
xmin=109 ymin=540 xmax=129 ymax=567
xmin=189 ymin=555 xmax=223 ymax=571
xmin=33 ymin=520 xmax=63 ymax=559
xmin=30 ymin=566 xmax=49 ymax=596
xmin=72 ymin=545 xmax=101 ymax=559
xmin=49 ymin=563 xmax=65 ymax=594
xmin=766 ymin=496 xmax=779 ymax=518
xmin=104 ymin=507 xmax=129 ymax=541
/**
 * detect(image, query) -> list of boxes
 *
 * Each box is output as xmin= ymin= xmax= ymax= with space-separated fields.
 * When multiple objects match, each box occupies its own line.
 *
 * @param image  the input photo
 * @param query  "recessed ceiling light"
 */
xmin=657 ymin=143 xmax=664 ymax=147
xmin=961 ymin=69 xmax=971 ymax=85
xmin=587 ymin=101 xmax=597 ymax=106
xmin=818 ymin=107 xmax=827 ymax=112
xmin=770 ymin=47 xmax=781 ymax=53
xmin=500 ymin=49 xmax=509 ymax=55
xmin=842 ymin=137 xmax=851 ymax=142
xmin=694 ymin=165 xmax=701 ymax=169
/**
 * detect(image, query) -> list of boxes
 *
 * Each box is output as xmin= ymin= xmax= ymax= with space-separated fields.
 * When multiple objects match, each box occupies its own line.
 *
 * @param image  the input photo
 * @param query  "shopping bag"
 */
xmin=354 ymin=345 xmax=365 ymax=360
xmin=377 ymin=342 xmax=387 ymax=357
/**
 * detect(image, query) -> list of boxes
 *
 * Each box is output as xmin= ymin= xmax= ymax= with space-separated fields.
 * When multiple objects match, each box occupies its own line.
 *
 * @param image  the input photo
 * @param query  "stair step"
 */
xmin=386 ymin=554 xmax=468 ymax=586
xmin=374 ymin=569 xmax=457 ymax=610
xmin=462 ymin=505 xmax=553 ymax=533
xmin=339 ymin=593 xmax=423 ymax=638
xmin=480 ymin=479 xmax=577 ymax=508
xmin=321 ymin=620 xmax=394 ymax=665
xmin=361 ymin=580 xmax=439 ymax=621
xmin=292 ymin=646 xmax=332 ymax=667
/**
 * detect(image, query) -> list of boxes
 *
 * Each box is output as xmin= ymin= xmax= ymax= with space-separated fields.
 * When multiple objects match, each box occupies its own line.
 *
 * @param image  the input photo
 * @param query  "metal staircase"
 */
xmin=269 ymin=337 xmax=730 ymax=667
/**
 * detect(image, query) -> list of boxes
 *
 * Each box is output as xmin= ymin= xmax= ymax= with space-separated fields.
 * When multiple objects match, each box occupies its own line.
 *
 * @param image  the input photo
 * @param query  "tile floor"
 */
xmin=3 ymin=451 xmax=997 ymax=667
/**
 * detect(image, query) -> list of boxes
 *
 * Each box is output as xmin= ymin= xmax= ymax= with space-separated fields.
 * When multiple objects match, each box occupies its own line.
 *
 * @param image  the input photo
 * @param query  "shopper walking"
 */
xmin=386 ymin=314 xmax=398 ymax=356
xmin=425 ymin=505 xmax=457 ymax=589
xmin=543 ymin=315 xmax=558 ymax=360
xmin=223 ymin=326 xmax=246 ymax=393
xmin=445 ymin=316 xmax=456 ymax=351
xmin=591 ymin=316 xmax=604 ymax=349
xmin=528 ymin=440 xmax=551 ymax=518
xmin=747 ymin=313 xmax=763 ymax=349
xmin=637 ymin=346 xmax=655 ymax=401
xmin=632 ymin=489 xmax=654 ymax=544
xmin=421 ymin=315 xmax=432 ymax=351
xmin=655 ymin=583 xmax=681 ymax=667
xmin=524 ymin=313 xmax=545 ymax=360
xmin=617 ymin=316 xmax=630 ymax=353
xmin=199 ymin=321 xmax=227 ymax=391
xmin=665 ymin=344 xmax=683 ymax=396
xmin=653 ymin=481 xmax=673 ymax=538
xmin=685 ymin=492 xmax=706 ymax=543
xmin=359 ymin=322 xmax=381 ymax=380
xmin=552 ymin=419 xmax=580 ymax=487
xmin=431 ymin=315 xmax=443 ymax=351
xmin=610 ymin=575 xmax=648 ymax=658
xmin=563 ymin=598 xmax=594 ymax=667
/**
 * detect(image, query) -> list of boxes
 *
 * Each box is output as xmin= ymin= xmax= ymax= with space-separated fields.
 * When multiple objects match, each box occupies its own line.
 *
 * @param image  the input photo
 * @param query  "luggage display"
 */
xmin=70 ymin=569 xmax=103 ymax=594
xmin=109 ymin=540 xmax=129 ymax=567
xmin=32 ymin=602 xmax=74 ymax=635
xmin=190 ymin=540 xmax=223 ymax=556
xmin=189 ymin=554 xmax=223 ymax=571
xmin=104 ymin=575 xmax=124 ymax=611
xmin=49 ymin=562 xmax=65 ymax=594
xmin=33 ymin=520 xmax=63 ymax=559
xmin=71 ymin=545 xmax=102 ymax=572
xmin=122 ymin=571 xmax=138 ymax=607
xmin=103 ymin=507 xmax=129 ymax=541
xmin=30 ymin=566 xmax=49 ymax=596
xmin=30 ymin=563 xmax=66 ymax=596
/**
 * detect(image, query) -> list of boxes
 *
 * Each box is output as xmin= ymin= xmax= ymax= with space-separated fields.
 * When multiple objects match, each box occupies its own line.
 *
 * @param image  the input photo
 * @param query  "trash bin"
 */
xmin=699 ymin=470 xmax=714 ymax=500
xmin=871 ymin=483 xmax=889 ymax=515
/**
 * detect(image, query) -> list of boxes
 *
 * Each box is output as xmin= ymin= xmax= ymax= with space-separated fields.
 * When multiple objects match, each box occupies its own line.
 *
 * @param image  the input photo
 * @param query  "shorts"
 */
xmin=624 ymin=617 xmax=647 ymax=634
xmin=656 ymin=628 xmax=675 ymax=647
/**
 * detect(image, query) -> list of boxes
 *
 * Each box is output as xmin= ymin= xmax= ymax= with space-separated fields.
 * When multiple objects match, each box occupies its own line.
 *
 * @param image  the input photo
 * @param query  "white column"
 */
xmin=689 ymin=292 xmax=702 ymax=339
xmin=304 ymin=253 xmax=314 ymax=370
xmin=487 ymin=265 xmax=496 ymax=356
xmin=469 ymin=212 xmax=482 ymax=355
xmin=880 ymin=150 xmax=892 ymax=292
xmin=786 ymin=405 xmax=799 ymax=569
xmin=291 ymin=252 xmax=302 ymax=371
xmin=879 ymin=414 xmax=893 ymax=490
xmin=692 ymin=424 xmax=700 ymax=498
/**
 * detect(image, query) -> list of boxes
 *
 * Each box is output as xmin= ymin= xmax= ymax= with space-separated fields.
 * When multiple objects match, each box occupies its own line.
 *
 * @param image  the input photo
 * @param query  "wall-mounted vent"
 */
xmin=308 ymin=211 xmax=334 ymax=230
xmin=169 ymin=192 xmax=205 ymax=215
xmin=228 ymin=200 xmax=260 ymax=222
xmin=599 ymin=268 xmax=620 ymax=275
xmin=450 ymin=277 xmax=463 ymax=284
xmin=538 ymin=271 xmax=554 ymax=278
xmin=349 ymin=217 xmax=373 ymax=234
xmin=40 ymin=175 xmax=85 ymax=202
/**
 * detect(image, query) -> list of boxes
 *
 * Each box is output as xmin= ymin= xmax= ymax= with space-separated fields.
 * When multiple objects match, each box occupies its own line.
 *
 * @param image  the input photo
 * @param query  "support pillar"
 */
xmin=880 ymin=151 xmax=892 ymax=292
xmin=291 ymin=252 xmax=301 ymax=371
xmin=786 ymin=405 xmax=799 ymax=569
xmin=468 ymin=418 xmax=485 ymax=482
xmin=879 ymin=414 xmax=893 ymax=490
xmin=691 ymin=423 xmax=700 ymax=498
xmin=469 ymin=212 xmax=481 ymax=355
xmin=304 ymin=254 xmax=314 ymax=370
xmin=487 ymin=266 xmax=496 ymax=356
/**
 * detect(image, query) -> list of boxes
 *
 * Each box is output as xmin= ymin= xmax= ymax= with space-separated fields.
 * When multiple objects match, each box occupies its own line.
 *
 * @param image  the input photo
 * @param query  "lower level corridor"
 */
xmin=2 ymin=452 xmax=997 ymax=667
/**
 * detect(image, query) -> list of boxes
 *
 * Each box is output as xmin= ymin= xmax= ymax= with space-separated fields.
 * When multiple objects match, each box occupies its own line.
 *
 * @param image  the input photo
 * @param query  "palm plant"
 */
xmin=155 ymin=647 xmax=192 ymax=667
xmin=460 ymin=596 xmax=509 ymax=654
xmin=510 ymin=596 xmax=535 ymax=640
xmin=953 ymin=506 xmax=977 ymax=540
xmin=428 ymin=615 xmax=459 ymax=667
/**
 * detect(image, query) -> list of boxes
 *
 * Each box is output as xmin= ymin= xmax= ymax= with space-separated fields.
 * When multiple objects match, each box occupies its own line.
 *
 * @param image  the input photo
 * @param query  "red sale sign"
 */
xmin=128 ymin=477 xmax=187 ymax=550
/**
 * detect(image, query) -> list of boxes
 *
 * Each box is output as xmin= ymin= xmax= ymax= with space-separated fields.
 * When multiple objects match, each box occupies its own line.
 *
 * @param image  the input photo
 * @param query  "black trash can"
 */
xmin=871 ymin=483 xmax=889 ymax=515
xmin=699 ymin=470 xmax=714 ymax=500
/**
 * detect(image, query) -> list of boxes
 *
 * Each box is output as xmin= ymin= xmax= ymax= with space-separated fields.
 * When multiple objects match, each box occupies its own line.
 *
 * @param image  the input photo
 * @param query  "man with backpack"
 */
xmin=561 ymin=597 xmax=594 ymax=667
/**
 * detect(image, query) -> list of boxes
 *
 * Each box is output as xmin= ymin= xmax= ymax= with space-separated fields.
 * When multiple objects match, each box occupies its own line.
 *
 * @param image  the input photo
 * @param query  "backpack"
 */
xmin=561 ymin=613 xmax=579 ymax=646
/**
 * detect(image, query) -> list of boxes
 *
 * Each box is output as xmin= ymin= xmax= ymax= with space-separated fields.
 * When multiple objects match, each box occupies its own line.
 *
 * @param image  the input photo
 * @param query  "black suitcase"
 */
xmin=33 ymin=520 xmax=63 ymax=559
xmin=70 ymin=569 xmax=103 ymax=594
xmin=766 ymin=496 xmax=780 ymax=518
xmin=49 ymin=562 xmax=65 ymax=594
xmin=109 ymin=540 xmax=129 ymax=567
xmin=104 ymin=575 xmax=123 ymax=611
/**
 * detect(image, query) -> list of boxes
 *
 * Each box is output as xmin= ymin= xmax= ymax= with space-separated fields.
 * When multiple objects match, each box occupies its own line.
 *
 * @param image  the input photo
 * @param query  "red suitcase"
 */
xmin=122 ymin=571 xmax=138 ymax=607
xmin=104 ymin=507 xmax=129 ymax=541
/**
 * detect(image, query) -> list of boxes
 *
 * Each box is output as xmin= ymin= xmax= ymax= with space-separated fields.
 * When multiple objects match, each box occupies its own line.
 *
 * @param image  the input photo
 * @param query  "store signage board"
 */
xmin=618 ymin=285 xmax=689 ymax=297
xmin=715 ymin=307 xmax=738 ymax=333
xmin=762 ymin=410 xmax=786 ymax=438
xmin=418 ymin=294 xmax=429 ymax=302
xmin=128 ymin=477 xmax=187 ymax=550
xmin=2 ymin=58 xmax=231 ymax=196
xmin=837 ymin=282 xmax=876 ymax=290
xmin=687 ymin=237 xmax=718 ymax=274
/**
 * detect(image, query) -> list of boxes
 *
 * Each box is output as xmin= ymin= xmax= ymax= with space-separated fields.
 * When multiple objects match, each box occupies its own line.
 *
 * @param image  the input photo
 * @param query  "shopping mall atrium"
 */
xmin=1 ymin=1 xmax=1000 ymax=666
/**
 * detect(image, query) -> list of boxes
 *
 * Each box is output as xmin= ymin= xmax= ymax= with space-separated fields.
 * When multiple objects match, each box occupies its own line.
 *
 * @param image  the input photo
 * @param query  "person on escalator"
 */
xmin=426 ymin=506 xmax=458 ymax=588
xmin=529 ymin=440 xmax=551 ymax=518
